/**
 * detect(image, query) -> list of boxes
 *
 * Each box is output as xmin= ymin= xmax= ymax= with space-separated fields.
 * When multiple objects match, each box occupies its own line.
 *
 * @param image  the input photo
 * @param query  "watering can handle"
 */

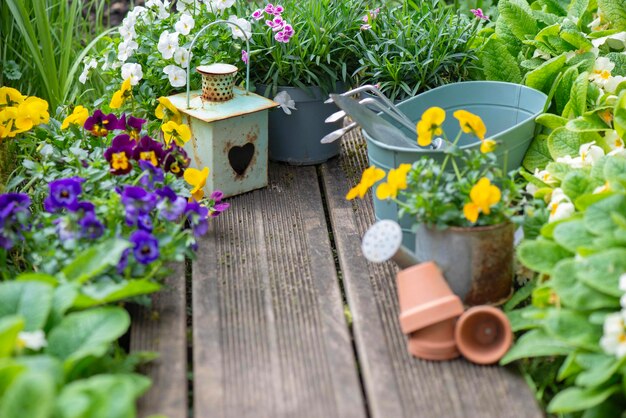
xmin=185 ymin=20 xmax=251 ymax=108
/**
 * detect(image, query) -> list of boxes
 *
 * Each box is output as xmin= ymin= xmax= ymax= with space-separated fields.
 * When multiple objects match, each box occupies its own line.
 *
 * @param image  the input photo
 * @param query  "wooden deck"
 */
xmin=130 ymin=129 xmax=543 ymax=418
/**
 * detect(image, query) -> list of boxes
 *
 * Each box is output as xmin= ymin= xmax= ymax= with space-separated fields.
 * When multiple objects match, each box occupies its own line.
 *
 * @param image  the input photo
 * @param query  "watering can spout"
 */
xmin=361 ymin=220 xmax=419 ymax=269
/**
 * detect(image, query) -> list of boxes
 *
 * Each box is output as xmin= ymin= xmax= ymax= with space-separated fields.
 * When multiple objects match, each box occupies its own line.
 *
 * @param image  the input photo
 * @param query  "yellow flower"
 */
xmin=454 ymin=110 xmax=486 ymax=140
xmin=376 ymin=163 xmax=412 ymax=200
xmin=416 ymin=107 xmax=445 ymax=147
xmin=139 ymin=151 xmax=159 ymax=167
xmin=61 ymin=105 xmax=89 ymax=130
xmin=346 ymin=165 xmax=385 ymax=200
xmin=14 ymin=97 xmax=49 ymax=133
xmin=480 ymin=139 xmax=496 ymax=153
xmin=463 ymin=177 xmax=501 ymax=223
xmin=112 ymin=152 xmax=130 ymax=171
xmin=0 ymin=107 xmax=17 ymax=138
xmin=184 ymin=167 xmax=210 ymax=201
xmin=109 ymin=78 xmax=132 ymax=109
xmin=155 ymin=96 xmax=182 ymax=124
xmin=162 ymin=121 xmax=192 ymax=146
xmin=0 ymin=87 xmax=25 ymax=107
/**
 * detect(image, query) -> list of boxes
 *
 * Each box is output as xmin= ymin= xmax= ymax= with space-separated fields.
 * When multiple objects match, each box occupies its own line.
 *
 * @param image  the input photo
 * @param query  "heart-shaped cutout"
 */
xmin=228 ymin=143 xmax=255 ymax=176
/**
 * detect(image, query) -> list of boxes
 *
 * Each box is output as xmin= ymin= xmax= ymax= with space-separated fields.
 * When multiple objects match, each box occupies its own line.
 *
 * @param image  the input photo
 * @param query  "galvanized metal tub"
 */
xmin=257 ymin=85 xmax=343 ymax=165
xmin=365 ymin=81 xmax=547 ymax=250
xmin=414 ymin=222 xmax=514 ymax=306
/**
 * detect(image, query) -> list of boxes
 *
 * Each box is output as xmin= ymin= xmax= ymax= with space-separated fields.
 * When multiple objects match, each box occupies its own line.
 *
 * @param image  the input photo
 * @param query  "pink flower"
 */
xmin=242 ymin=50 xmax=249 ymax=64
xmin=282 ymin=24 xmax=293 ymax=36
xmin=252 ymin=9 xmax=264 ymax=20
xmin=360 ymin=24 xmax=372 ymax=31
xmin=266 ymin=17 xmax=284 ymax=31
xmin=272 ymin=4 xmax=284 ymax=15
xmin=470 ymin=8 xmax=489 ymax=20
xmin=275 ymin=30 xmax=291 ymax=43
xmin=372 ymin=7 xmax=380 ymax=18
xmin=264 ymin=3 xmax=275 ymax=14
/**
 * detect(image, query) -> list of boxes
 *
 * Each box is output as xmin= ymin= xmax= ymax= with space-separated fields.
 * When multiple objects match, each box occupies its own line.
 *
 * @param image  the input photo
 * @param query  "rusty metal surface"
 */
xmin=414 ymin=222 xmax=514 ymax=306
xmin=169 ymin=88 xmax=278 ymax=123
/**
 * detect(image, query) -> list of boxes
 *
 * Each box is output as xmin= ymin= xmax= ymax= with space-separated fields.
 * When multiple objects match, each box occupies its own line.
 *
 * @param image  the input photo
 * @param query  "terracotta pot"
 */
xmin=408 ymin=317 xmax=460 ymax=361
xmin=455 ymin=306 xmax=513 ymax=365
xmin=414 ymin=222 xmax=515 ymax=306
xmin=396 ymin=262 xmax=464 ymax=335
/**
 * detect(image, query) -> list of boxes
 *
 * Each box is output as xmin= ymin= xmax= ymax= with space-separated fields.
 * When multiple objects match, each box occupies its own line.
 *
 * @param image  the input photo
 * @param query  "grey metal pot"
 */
xmin=257 ymin=84 xmax=343 ymax=165
xmin=414 ymin=222 xmax=514 ymax=306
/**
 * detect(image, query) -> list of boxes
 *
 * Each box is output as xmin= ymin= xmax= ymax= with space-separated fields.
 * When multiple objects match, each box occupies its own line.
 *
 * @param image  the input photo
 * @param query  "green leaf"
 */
xmin=562 ymin=171 xmax=594 ymax=201
xmin=526 ymin=53 xmax=567 ymax=93
xmin=501 ymin=328 xmax=573 ymax=364
xmin=552 ymin=258 xmax=619 ymax=310
xmin=603 ymin=156 xmax=626 ymax=186
xmin=607 ymin=52 xmax=626 ymax=76
xmin=575 ymin=353 xmax=623 ymax=387
xmin=61 ymin=238 xmax=130 ymax=284
xmin=517 ymin=239 xmax=572 ymax=274
xmin=498 ymin=0 xmax=539 ymax=41
xmin=614 ymin=91 xmax=626 ymax=140
xmin=577 ymin=248 xmax=626 ymax=297
xmin=584 ymin=194 xmax=626 ymax=235
xmin=0 ymin=371 xmax=55 ymax=418
xmin=547 ymin=128 xmax=600 ymax=159
xmin=547 ymin=385 xmax=619 ymax=413
xmin=597 ymin=0 xmax=626 ymax=30
xmin=553 ymin=220 xmax=594 ymax=253
xmin=536 ymin=113 xmax=568 ymax=130
xmin=0 ymin=317 xmax=23 ymax=358
xmin=567 ymin=0 xmax=589 ymax=18
xmin=0 ymin=281 xmax=53 ymax=331
xmin=504 ymin=280 xmax=536 ymax=311
xmin=507 ymin=305 xmax=544 ymax=331
xmin=48 ymin=284 xmax=77 ymax=329
xmin=46 ymin=307 xmax=130 ymax=369
xmin=566 ymin=113 xmax=612 ymax=132
xmin=546 ymin=161 xmax=573 ymax=181
xmin=556 ymin=66 xmax=579 ymax=116
xmin=73 ymin=279 xmax=161 ymax=309
xmin=481 ymin=37 xmax=522 ymax=83
xmin=523 ymin=135 xmax=552 ymax=171
xmin=569 ymin=71 xmax=589 ymax=117
xmin=14 ymin=273 xmax=57 ymax=285
xmin=544 ymin=308 xmax=602 ymax=350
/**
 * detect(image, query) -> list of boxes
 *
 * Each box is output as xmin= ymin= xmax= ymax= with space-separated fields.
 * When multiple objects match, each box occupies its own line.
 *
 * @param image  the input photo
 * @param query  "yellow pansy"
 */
xmin=0 ymin=107 xmax=17 ymax=138
xmin=139 ymin=151 xmax=159 ymax=167
xmin=112 ymin=152 xmax=130 ymax=171
xmin=184 ymin=167 xmax=210 ymax=201
xmin=480 ymin=139 xmax=496 ymax=153
xmin=416 ymin=107 xmax=445 ymax=147
xmin=155 ymin=96 xmax=182 ymax=124
xmin=162 ymin=121 xmax=192 ymax=146
xmin=0 ymin=87 xmax=25 ymax=107
xmin=109 ymin=78 xmax=132 ymax=109
xmin=454 ymin=110 xmax=486 ymax=140
xmin=14 ymin=97 xmax=49 ymax=132
xmin=376 ymin=163 xmax=412 ymax=200
xmin=61 ymin=105 xmax=89 ymax=130
xmin=463 ymin=177 xmax=501 ymax=223
xmin=346 ymin=165 xmax=386 ymax=200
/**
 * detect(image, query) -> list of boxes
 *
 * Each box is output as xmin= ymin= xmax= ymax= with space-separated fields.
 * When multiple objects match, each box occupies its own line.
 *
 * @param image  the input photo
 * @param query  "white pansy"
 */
xmin=548 ymin=188 xmax=575 ymax=223
xmin=274 ymin=91 xmax=297 ymax=115
xmin=146 ymin=0 xmax=170 ymax=19
xmin=163 ymin=65 xmax=186 ymax=87
xmin=205 ymin=0 xmax=236 ymax=11
xmin=173 ymin=47 xmax=189 ymax=67
xmin=592 ymin=32 xmax=626 ymax=49
xmin=533 ymin=168 xmax=558 ymax=186
xmin=118 ymin=39 xmax=139 ymax=62
xmin=17 ymin=330 xmax=47 ymax=351
xmin=600 ymin=312 xmax=626 ymax=358
xmin=589 ymin=57 xmax=615 ymax=88
xmin=119 ymin=22 xmax=137 ymax=41
xmin=78 ymin=58 xmax=98 ymax=84
xmin=605 ymin=75 xmax=626 ymax=94
xmin=174 ymin=13 xmax=195 ymax=35
xmin=556 ymin=154 xmax=584 ymax=169
xmin=176 ymin=0 xmax=195 ymax=12
xmin=227 ymin=15 xmax=252 ymax=40
xmin=121 ymin=63 xmax=143 ymax=86
xmin=158 ymin=31 xmax=179 ymax=60
xmin=579 ymin=141 xmax=605 ymax=165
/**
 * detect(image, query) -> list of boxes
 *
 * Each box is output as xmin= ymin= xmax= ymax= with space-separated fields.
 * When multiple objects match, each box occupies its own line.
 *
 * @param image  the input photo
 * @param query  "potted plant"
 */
xmin=241 ymin=0 xmax=363 ymax=164
xmin=350 ymin=0 xmax=483 ymax=102
xmin=349 ymin=107 xmax=523 ymax=305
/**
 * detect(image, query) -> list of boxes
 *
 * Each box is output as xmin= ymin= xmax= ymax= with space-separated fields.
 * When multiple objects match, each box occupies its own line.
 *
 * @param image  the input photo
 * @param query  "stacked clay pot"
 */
xmin=396 ymin=262 xmax=513 ymax=364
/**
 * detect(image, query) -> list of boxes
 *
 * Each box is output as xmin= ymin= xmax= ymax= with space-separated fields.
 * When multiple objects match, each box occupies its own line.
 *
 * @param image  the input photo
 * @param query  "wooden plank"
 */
xmin=320 ymin=129 xmax=543 ymax=418
xmin=129 ymin=262 xmax=188 ymax=418
xmin=192 ymin=163 xmax=366 ymax=418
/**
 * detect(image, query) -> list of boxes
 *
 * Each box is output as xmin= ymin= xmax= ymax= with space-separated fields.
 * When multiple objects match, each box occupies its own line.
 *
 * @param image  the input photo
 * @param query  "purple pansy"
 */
xmin=119 ymin=114 xmax=146 ymax=140
xmin=185 ymin=201 xmax=209 ymax=237
xmin=44 ymin=178 xmax=84 ymax=212
xmin=84 ymin=110 xmax=123 ymax=137
xmin=104 ymin=134 xmax=136 ymax=175
xmin=117 ymin=248 xmax=130 ymax=274
xmin=0 ymin=193 xmax=31 ymax=250
xmin=78 ymin=211 xmax=104 ymax=239
xmin=156 ymin=187 xmax=187 ymax=221
xmin=133 ymin=135 xmax=164 ymax=167
xmin=129 ymin=229 xmax=160 ymax=265
xmin=162 ymin=144 xmax=190 ymax=177
xmin=208 ymin=190 xmax=229 ymax=217
xmin=119 ymin=186 xmax=157 ymax=228
xmin=138 ymin=160 xmax=165 ymax=190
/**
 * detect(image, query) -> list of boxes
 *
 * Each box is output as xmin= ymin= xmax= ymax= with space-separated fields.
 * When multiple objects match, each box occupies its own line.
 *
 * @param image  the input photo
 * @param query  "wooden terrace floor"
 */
xmin=129 ymin=129 xmax=543 ymax=418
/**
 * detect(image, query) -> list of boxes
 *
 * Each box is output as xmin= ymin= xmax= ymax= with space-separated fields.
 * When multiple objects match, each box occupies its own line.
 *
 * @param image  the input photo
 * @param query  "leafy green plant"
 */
xmin=351 ymin=0 xmax=483 ymax=101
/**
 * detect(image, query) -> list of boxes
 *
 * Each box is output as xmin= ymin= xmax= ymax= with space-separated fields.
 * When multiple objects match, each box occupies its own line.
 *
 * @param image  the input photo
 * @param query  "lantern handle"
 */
xmin=186 ymin=20 xmax=251 ymax=108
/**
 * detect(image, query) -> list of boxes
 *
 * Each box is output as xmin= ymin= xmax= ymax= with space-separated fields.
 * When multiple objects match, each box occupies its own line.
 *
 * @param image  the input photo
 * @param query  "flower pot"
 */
xmin=408 ymin=318 xmax=460 ymax=361
xmin=257 ymin=84 xmax=343 ymax=165
xmin=364 ymin=81 xmax=547 ymax=250
xmin=414 ymin=222 xmax=514 ymax=306
xmin=455 ymin=306 xmax=513 ymax=365
xmin=396 ymin=262 xmax=464 ymax=334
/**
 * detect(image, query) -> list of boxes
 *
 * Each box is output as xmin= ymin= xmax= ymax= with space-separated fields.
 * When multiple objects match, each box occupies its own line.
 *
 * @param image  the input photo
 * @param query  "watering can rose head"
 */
xmin=348 ymin=107 xmax=522 ymax=229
